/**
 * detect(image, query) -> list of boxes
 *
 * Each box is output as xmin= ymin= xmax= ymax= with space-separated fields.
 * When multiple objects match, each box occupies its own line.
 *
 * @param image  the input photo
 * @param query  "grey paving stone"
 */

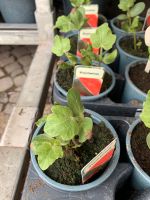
xmin=0 ymin=46 xmax=12 ymax=52
xmin=14 ymin=74 xmax=26 ymax=87
xmin=11 ymin=68 xmax=23 ymax=78
xmin=4 ymin=62 xmax=21 ymax=74
xmin=0 ymin=69 xmax=5 ymax=77
xmin=0 ymin=77 xmax=13 ymax=92
xmin=0 ymin=113 xmax=9 ymax=139
xmin=0 ymin=92 xmax=8 ymax=104
xmin=9 ymin=92 xmax=20 ymax=103
xmin=18 ymin=55 xmax=32 ymax=67
xmin=0 ymin=103 xmax=3 ymax=112
xmin=21 ymin=163 xmax=133 ymax=200
xmin=11 ymin=46 xmax=29 ymax=58
xmin=0 ymin=56 xmax=15 ymax=68
xmin=4 ymin=103 xmax=15 ymax=114
xmin=0 ymin=146 xmax=26 ymax=200
xmin=0 ymin=52 xmax=9 ymax=60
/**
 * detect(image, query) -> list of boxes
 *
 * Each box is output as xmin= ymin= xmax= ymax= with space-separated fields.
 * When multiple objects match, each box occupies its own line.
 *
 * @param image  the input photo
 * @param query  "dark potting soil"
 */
xmin=45 ymin=123 xmax=114 ymax=185
xmin=70 ymin=35 xmax=78 ymax=54
xmin=129 ymin=63 xmax=150 ymax=94
xmin=56 ymin=67 xmax=112 ymax=94
xmin=120 ymin=37 xmax=148 ymax=58
xmin=131 ymin=122 xmax=150 ymax=176
xmin=114 ymin=20 xmax=143 ymax=32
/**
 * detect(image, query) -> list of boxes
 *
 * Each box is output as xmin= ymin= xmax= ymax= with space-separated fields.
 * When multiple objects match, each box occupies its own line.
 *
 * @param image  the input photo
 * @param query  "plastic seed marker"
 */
xmin=145 ymin=26 xmax=150 ymax=73
xmin=142 ymin=8 xmax=150 ymax=31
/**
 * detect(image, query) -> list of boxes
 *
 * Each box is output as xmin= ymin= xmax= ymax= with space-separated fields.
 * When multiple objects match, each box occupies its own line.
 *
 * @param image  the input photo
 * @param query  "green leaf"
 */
xmin=36 ymin=116 xmax=48 ymax=127
xmin=52 ymin=35 xmax=70 ymax=57
xmin=58 ymin=62 xmax=73 ymax=69
xmin=31 ymin=135 xmax=63 ymax=170
xmin=129 ymin=2 xmax=145 ymax=17
xmin=54 ymin=16 xmax=74 ymax=33
xmin=102 ymin=49 xmax=118 ymax=65
xmin=66 ymin=52 xmax=78 ymax=65
xmin=121 ymin=21 xmax=130 ymax=32
xmin=146 ymin=133 xmax=150 ymax=149
xmin=70 ymin=0 xmax=91 ymax=7
xmin=117 ymin=14 xmax=128 ymax=20
xmin=148 ymin=47 xmax=150 ymax=55
xmin=67 ymin=88 xmax=84 ymax=117
xmin=90 ymin=23 xmax=116 ymax=51
xmin=118 ymin=0 xmax=136 ymax=11
xmin=140 ymin=90 xmax=150 ymax=128
xmin=131 ymin=16 xmax=139 ymax=30
xmin=78 ymin=117 xmax=93 ymax=143
xmin=44 ymin=105 xmax=79 ymax=141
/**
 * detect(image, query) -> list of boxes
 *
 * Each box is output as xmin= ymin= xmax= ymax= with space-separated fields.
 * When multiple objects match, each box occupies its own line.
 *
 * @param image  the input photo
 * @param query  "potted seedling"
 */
xmin=31 ymin=88 xmax=120 ymax=192
xmin=122 ymin=26 xmax=150 ymax=103
xmin=0 ymin=0 xmax=36 ymax=23
xmin=126 ymin=90 xmax=150 ymax=190
xmin=111 ymin=0 xmax=145 ymax=38
xmin=52 ymin=23 xmax=117 ymax=102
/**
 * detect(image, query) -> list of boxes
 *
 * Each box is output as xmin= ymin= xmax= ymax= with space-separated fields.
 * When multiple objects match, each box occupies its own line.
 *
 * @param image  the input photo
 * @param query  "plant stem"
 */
xmin=127 ymin=9 xmax=132 ymax=27
xmin=99 ymin=47 xmax=103 ymax=62
xmin=133 ymin=32 xmax=137 ymax=51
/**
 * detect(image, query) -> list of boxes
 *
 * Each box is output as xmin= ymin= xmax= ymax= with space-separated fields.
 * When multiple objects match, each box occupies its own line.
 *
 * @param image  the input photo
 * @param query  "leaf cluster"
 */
xmin=31 ymin=88 xmax=93 ymax=170
xmin=117 ymin=0 xmax=145 ymax=33
xmin=54 ymin=7 xmax=87 ymax=33
xmin=70 ymin=0 xmax=92 ymax=8
xmin=140 ymin=90 xmax=150 ymax=149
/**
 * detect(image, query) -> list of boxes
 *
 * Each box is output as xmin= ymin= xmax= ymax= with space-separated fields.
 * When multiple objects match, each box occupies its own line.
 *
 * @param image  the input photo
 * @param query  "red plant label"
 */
xmin=81 ymin=139 xmax=116 ymax=183
xmin=83 ymin=4 xmax=99 ymax=27
xmin=73 ymin=65 xmax=105 ymax=96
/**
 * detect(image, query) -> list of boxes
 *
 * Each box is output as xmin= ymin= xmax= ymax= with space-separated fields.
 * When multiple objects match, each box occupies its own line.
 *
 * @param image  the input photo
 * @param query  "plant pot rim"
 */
xmin=125 ymin=60 xmax=147 ymax=98
xmin=31 ymin=109 xmax=120 ymax=192
xmin=111 ymin=16 xmax=145 ymax=35
xmin=126 ymin=119 xmax=150 ymax=182
xmin=116 ymin=35 xmax=148 ymax=60
xmin=54 ymin=63 xmax=116 ymax=102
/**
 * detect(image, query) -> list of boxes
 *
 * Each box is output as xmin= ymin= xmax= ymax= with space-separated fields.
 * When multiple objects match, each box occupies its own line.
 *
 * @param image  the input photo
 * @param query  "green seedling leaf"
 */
xmin=118 ymin=0 xmax=136 ymax=11
xmin=102 ymin=49 xmax=117 ymax=64
xmin=117 ymin=14 xmax=128 ymax=20
xmin=54 ymin=16 xmax=74 ymax=33
xmin=67 ymin=88 xmax=84 ymax=117
xmin=90 ymin=23 xmax=116 ymax=51
xmin=146 ymin=133 xmax=150 ymax=149
xmin=66 ymin=52 xmax=78 ymax=65
xmin=58 ymin=61 xmax=73 ymax=69
xmin=44 ymin=105 xmax=79 ymax=141
xmin=70 ymin=0 xmax=91 ymax=7
xmin=36 ymin=116 xmax=48 ymax=127
xmin=129 ymin=2 xmax=145 ymax=17
xmin=78 ymin=117 xmax=93 ymax=143
xmin=140 ymin=90 xmax=150 ymax=128
xmin=31 ymin=135 xmax=63 ymax=170
xmin=131 ymin=16 xmax=139 ymax=29
xmin=52 ymin=35 xmax=70 ymax=57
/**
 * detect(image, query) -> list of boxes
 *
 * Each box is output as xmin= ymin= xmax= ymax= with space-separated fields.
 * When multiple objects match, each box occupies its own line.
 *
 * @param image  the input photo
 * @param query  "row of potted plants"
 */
xmin=29 ymin=0 xmax=150 ymax=198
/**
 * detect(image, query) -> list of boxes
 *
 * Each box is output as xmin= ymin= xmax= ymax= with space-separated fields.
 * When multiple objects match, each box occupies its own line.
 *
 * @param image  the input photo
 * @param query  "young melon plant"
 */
xmin=31 ymin=88 xmax=93 ymax=170
xmin=117 ymin=0 xmax=145 ymax=50
xmin=140 ymin=90 xmax=150 ymax=149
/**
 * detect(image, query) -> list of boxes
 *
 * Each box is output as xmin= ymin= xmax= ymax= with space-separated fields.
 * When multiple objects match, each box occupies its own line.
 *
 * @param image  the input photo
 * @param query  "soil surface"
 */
xmin=45 ymin=123 xmax=114 ymax=185
xmin=129 ymin=63 xmax=150 ymax=94
xmin=56 ymin=67 xmax=112 ymax=94
xmin=120 ymin=37 xmax=148 ymax=58
xmin=131 ymin=122 xmax=150 ymax=176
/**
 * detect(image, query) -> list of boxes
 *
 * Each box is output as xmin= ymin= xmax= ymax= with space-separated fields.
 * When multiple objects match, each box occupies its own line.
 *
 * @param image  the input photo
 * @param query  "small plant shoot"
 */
xmin=140 ymin=90 xmax=150 ymax=149
xmin=117 ymin=0 xmax=145 ymax=50
xmin=31 ymin=88 xmax=93 ymax=170
xmin=54 ymin=7 xmax=87 ymax=33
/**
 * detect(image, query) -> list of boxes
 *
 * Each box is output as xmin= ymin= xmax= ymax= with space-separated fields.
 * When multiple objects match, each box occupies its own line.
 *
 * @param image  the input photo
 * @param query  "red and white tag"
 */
xmin=83 ymin=4 xmax=99 ymax=27
xmin=73 ymin=65 xmax=105 ymax=96
xmin=77 ymin=28 xmax=99 ymax=57
xmin=144 ymin=26 xmax=150 ymax=73
xmin=142 ymin=8 xmax=150 ymax=31
xmin=81 ymin=139 xmax=116 ymax=183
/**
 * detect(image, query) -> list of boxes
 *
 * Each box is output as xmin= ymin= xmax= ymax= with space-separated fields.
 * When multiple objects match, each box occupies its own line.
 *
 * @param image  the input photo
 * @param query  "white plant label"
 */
xmin=83 ymin=4 xmax=99 ymax=15
xmin=145 ymin=59 xmax=150 ymax=73
xmin=142 ymin=8 xmax=150 ymax=31
xmin=145 ymin=26 xmax=150 ymax=46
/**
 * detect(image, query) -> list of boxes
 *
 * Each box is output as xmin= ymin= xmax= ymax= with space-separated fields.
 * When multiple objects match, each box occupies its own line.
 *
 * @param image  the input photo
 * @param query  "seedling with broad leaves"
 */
xmin=117 ymin=0 xmax=145 ymax=50
xmin=31 ymin=88 xmax=93 ymax=170
xmin=140 ymin=90 xmax=150 ymax=149
xmin=52 ymin=23 xmax=117 ymax=68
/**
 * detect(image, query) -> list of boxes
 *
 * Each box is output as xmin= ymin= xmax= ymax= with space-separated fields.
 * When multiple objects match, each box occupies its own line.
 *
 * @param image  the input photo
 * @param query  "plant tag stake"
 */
xmin=145 ymin=26 xmax=150 ymax=73
xmin=83 ymin=4 xmax=99 ymax=27
xmin=77 ymin=28 xmax=99 ymax=57
xmin=142 ymin=8 xmax=150 ymax=31
xmin=81 ymin=139 xmax=116 ymax=184
xmin=73 ymin=65 xmax=105 ymax=96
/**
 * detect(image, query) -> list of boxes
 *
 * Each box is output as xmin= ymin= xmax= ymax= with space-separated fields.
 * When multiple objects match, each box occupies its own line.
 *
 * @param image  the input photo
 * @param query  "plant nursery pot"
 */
xmin=116 ymin=35 xmax=148 ymax=75
xmin=54 ymin=63 xmax=116 ymax=102
xmin=126 ymin=119 xmax=150 ymax=190
xmin=122 ymin=60 xmax=147 ymax=103
xmin=31 ymin=109 xmax=120 ymax=192
xmin=110 ymin=17 xmax=144 ymax=39
xmin=0 ymin=0 xmax=36 ymax=23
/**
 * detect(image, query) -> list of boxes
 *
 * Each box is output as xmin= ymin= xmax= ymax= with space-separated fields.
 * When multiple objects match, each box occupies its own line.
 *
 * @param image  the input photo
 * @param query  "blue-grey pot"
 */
xmin=110 ymin=17 xmax=144 ymax=39
xmin=122 ymin=60 xmax=147 ymax=103
xmin=31 ymin=109 xmax=120 ymax=192
xmin=54 ymin=63 xmax=116 ymax=102
xmin=116 ymin=35 xmax=147 ymax=76
xmin=126 ymin=119 xmax=150 ymax=190
xmin=0 ymin=0 xmax=36 ymax=23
